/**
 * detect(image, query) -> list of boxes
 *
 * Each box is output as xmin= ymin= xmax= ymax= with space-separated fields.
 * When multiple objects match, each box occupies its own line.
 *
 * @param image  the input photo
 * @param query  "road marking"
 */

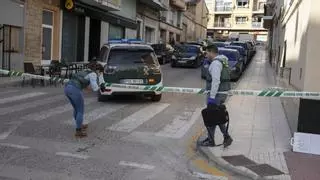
xmin=0 ymin=94 xmax=64 ymax=116
xmin=192 ymin=172 xmax=228 ymax=180
xmin=21 ymin=97 xmax=96 ymax=121
xmin=0 ymin=90 xmax=18 ymax=95
xmin=108 ymin=103 xmax=170 ymax=133
xmin=0 ymin=123 xmax=21 ymax=140
xmin=64 ymin=104 xmax=126 ymax=125
xmin=0 ymin=92 xmax=46 ymax=104
xmin=119 ymin=161 xmax=155 ymax=170
xmin=0 ymin=143 xmax=30 ymax=149
xmin=155 ymin=108 xmax=202 ymax=139
xmin=55 ymin=152 xmax=90 ymax=160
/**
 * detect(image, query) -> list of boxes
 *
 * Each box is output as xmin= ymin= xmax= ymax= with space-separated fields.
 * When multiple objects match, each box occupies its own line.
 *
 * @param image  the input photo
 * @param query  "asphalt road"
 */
xmin=0 ymin=64 xmax=239 ymax=180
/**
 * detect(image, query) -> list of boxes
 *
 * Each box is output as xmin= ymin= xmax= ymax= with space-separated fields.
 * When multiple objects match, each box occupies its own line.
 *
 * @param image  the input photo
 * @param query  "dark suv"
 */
xmin=96 ymin=39 xmax=163 ymax=102
xmin=151 ymin=43 xmax=174 ymax=64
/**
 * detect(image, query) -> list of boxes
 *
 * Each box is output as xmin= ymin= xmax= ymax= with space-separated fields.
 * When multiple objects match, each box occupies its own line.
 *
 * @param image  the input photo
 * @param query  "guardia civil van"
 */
xmin=96 ymin=39 xmax=163 ymax=102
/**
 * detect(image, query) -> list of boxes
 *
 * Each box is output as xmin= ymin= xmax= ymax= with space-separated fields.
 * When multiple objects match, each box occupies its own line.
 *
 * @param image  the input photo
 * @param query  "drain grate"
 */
xmin=245 ymin=164 xmax=284 ymax=177
xmin=222 ymin=155 xmax=257 ymax=166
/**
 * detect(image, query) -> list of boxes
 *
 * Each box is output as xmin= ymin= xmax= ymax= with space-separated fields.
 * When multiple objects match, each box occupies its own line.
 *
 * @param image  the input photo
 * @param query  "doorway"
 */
xmin=89 ymin=18 xmax=101 ymax=61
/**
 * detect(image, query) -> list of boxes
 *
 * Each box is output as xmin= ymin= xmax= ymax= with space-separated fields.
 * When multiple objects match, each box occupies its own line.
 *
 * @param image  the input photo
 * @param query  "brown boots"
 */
xmin=75 ymin=124 xmax=88 ymax=138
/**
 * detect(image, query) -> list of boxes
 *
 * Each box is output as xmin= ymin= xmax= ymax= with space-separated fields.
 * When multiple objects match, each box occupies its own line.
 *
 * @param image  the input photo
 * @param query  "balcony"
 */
xmin=86 ymin=0 xmax=121 ymax=11
xmin=170 ymin=0 xmax=186 ymax=10
xmin=263 ymin=3 xmax=274 ymax=29
xmin=139 ymin=0 xmax=168 ymax=11
xmin=252 ymin=22 xmax=263 ymax=28
xmin=215 ymin=6 xmax=233 ymax=13
xmin=213 ymin=22 xmax=232 ymax=28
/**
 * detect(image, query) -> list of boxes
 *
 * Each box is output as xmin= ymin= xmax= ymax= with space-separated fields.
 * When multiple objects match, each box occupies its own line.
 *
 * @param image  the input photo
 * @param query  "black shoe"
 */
xmin=200 ymin=138 xmax=216 ymax=147
xmin=223 ymin=136 xmax=233 ymax=148
xmin=75 ymin=128 xmax=87 ymax=138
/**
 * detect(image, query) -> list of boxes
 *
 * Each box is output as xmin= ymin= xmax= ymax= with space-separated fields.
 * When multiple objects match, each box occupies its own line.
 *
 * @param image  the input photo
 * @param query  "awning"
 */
xmin=78 ymin=0 xmax=120 ymax=11
xmin=139 ymin=0 xmax=168 ymax=11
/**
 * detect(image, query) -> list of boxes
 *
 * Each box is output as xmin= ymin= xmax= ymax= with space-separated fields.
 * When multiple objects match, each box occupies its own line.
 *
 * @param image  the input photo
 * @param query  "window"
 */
xmin=109 ymin=24 xmax=125 ymax=39
xmin=236 ymin=16 xmax=248 ymax=24
xmin=145 ymin=27 xmax=155 ymax=43
xmin=42 ymin=10 xmax=54 ymax=60
xmin=108 ymin=49 xmax=158 ymax=66
xmin=2 ymin=26 xmax=22 ymax=53
xmin=237 ymin=0 xmax=249 ymax=8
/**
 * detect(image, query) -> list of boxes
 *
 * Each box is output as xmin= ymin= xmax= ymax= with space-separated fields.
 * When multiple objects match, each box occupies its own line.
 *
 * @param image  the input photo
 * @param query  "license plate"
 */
xmin=178 ymin=61 xmax=187 ymax=63
xmin=121 ymin=79 xmax=144 ymax=84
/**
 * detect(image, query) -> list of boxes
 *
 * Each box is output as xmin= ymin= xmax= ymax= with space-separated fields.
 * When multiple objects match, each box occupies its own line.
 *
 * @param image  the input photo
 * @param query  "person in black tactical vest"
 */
xmin=200 ymin=44 xmax=233 ymax=147
xmin=64 ymin=62 xmax=105 ymax=138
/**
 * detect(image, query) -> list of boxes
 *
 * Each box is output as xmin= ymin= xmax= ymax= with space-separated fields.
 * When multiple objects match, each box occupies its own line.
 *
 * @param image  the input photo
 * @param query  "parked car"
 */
xmin=151 ymin=43 xmax=174 ymax=64
xmin=210 ymin=41 xmax=228 ymax=48
xmin=230 ymin=41 xmax=253 ymax=61
xmin=183 ymin=41 xmax=207 ymax=51
xmin=218 ymin=48 xmax=244 ymax=80
xmin=225 ymin=45 xmax=248 ymax=66
xmin=171 ymin=44 xmax=204 ymax=68
xmin=96 ymin=39 xmax=163 ymax=102
xmin=245 ymin=40 xmax=256 ymax=55
xmin=200 ymin=48 xmax=244 ymax=80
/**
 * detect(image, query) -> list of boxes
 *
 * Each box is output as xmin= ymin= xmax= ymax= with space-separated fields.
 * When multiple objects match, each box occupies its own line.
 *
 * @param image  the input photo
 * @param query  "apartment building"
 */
xmin=264 ymin=0 xmax=320 ymax=134
xmin=206 ymin=0 xmax=268 ymax=40
xmin=183 ymin=0 xmax=209 ymax=42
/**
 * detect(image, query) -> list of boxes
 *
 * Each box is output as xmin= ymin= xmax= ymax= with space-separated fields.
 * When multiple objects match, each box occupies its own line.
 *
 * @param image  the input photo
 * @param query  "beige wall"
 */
xmin=25 ymin=0 xmax=61 ymax=65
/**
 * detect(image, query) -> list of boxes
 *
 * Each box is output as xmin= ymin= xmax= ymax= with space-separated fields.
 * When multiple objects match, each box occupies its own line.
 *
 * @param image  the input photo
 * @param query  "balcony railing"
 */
xmin=214 ymin=22 xmax=232 ymax=28
xmin=215 ymin=6 xmax=233 ymax=12
xmin=252 ymin=22 xmax=263 ymax=28
xmin=170 ymin=0 xmax=186 ymax=10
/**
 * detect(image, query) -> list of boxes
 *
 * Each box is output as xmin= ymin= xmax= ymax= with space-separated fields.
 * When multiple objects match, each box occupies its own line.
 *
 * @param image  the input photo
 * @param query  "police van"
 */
xmin=96 ymin=39 xmax=163 ymax=102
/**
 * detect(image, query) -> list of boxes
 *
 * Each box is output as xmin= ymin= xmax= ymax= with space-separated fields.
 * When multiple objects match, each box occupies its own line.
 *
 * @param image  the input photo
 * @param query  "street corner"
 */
xmin=196 ymin=135 xmax=261 ymax=180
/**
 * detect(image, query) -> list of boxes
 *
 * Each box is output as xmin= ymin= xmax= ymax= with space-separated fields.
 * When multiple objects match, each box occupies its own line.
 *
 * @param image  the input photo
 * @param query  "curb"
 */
xmin=196 ymin=136 xmax=268 ymax=180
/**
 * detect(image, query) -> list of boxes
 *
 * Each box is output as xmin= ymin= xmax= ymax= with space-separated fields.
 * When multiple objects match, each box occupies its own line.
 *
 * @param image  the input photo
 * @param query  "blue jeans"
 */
xmin=206 ymin=93 xmax=229 ymax=140
xmin=64 ymin=83 xmax=84 ymax=129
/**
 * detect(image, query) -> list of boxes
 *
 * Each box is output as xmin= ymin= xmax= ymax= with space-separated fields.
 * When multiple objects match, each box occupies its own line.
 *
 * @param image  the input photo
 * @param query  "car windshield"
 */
xmin=151 ymin=44 xmax=164 ymax=51
xmin=175 ymin=45 xmax=198 ymax=53
xmin=108 ymin=49 xmax=158 ymax=66
xmin=231 ymin=43 xmax=247 ymax=49
xmin=212 ymin=42 xmax=226 ymax=47
xmin=219 ymin=50 xmax=238 ymax=61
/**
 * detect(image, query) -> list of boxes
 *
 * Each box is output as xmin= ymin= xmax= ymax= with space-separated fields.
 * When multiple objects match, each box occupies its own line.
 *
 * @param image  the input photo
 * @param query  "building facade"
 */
xmin=136 ymin=0 xmax=167 ymax=44
xmin=206 ymin=0 xmax=268 ymax=40
xmin=60 ymin=0 xmax=137 ymax=63
xmin=159 ymin=0 xmax=185 ymax=44
xmin=0 ymin=0 xmax=25 ymax=71
xmin=264 ymin=0 xmax=320 ymax=134
xmin=183 ymin=0 xmax=209 ymax=42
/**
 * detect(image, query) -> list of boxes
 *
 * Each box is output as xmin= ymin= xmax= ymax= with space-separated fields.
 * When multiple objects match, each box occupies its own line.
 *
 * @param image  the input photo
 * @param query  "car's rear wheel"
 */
xmin=151 ymin=94 xmax=162 ymax=102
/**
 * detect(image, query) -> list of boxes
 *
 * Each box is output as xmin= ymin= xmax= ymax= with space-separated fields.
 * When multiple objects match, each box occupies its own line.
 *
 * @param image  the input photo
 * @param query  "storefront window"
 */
xmin=42 ymin=10 xmax=53 ymax=60
xmin=109 ymin=24 xmax=125 ymax=39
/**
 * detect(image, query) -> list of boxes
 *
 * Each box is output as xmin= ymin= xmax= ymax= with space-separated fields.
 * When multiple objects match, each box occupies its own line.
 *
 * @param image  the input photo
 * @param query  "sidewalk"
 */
xmin=198 ymin=49 xmax=297 ymax=180
xmin=0 ymin=76 xmax=23 ymax=88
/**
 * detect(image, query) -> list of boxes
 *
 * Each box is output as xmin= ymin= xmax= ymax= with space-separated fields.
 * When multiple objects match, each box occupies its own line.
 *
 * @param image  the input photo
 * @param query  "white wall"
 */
xmin=100 ymin=21 xmax=109 ymax=47
xmin=125 ymin=28 xmax=136 ymax=39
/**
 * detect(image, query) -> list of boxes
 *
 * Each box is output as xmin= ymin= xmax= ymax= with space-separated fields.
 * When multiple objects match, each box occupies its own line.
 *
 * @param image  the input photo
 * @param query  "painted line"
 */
xmin=0 ymin=123 xmax=21 ymax=140
xmin=0 ymin=95 xmax=64 ymax=116
xmin=108 ymin=103 xmax=170 ymax=133
xmin=0 ymin=90 xmax=19 ymax=96
xmin=192 ymin=172 xmax=228 ymax=180
xmin=55 ymin=152 xmax=90 ymax=160
xmin=155 ymin=108 xmax=202 ymax=139
xmin=118 ymin=161 xmax=155 ymax=170
xmin=64 ymin=104 xmax=127 ymax=125
xmin=0 ymin=92 xmax=46 ymax=104
xmin=0 ymin=143 xmax=30 ymax=149
xmin=21 ymin=97 xmax=96 ymax=121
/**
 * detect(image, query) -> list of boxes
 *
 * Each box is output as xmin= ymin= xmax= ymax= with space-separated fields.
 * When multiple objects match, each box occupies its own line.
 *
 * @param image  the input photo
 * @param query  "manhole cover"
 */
xmin=245 ymin=164 xmax=284 ymax=177
xmin=222 ymin=155 xmax=257 ymax=166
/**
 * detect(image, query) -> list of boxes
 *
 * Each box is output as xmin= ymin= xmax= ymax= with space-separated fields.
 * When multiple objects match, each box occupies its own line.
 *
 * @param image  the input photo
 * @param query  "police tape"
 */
xmin=1 ymin=69 xmax=320 ymax=99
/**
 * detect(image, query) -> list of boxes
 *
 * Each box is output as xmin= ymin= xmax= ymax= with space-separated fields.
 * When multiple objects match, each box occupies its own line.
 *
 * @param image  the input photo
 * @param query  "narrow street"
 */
xmin=0 ymin=55 xmax=249 ymax=180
